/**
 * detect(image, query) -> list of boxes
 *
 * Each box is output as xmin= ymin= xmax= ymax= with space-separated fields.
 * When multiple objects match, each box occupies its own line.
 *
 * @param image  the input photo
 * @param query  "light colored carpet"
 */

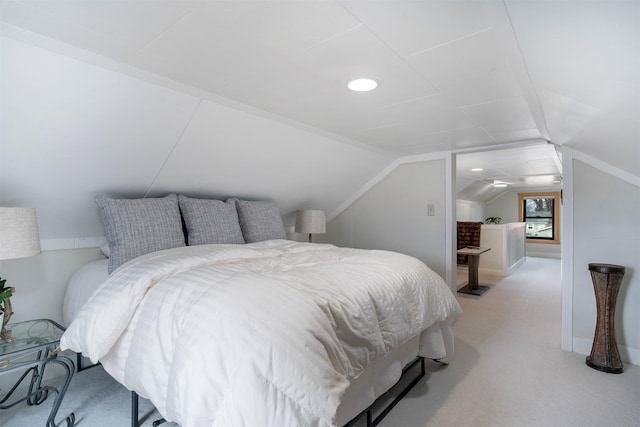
xmin=2 ymin=257 xmax=638 ymax=426
xmin=381 ymin=257 xmax=640 ymax=427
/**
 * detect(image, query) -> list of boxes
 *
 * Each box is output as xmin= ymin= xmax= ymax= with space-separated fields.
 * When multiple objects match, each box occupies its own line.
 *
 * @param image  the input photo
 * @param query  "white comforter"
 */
xmin=61 ymin=240 xmax=461 ymax=427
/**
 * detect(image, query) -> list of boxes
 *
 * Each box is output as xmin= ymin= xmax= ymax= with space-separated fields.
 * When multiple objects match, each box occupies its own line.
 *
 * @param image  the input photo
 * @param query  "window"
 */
xmin=518 ymin=191 xmax=560 ymax=244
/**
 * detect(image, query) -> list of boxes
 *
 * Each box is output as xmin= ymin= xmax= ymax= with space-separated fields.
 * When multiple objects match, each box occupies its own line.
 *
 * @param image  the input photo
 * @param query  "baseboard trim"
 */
xmin=526 ymin=251 xmax=561 ymax=259
xmin=508 ymin=256 xmax=527 ymax=274
xmin=573 ymin=337 xmax=639 ymax=366
xmin=41 ymin=236 xmax=106 ymax=251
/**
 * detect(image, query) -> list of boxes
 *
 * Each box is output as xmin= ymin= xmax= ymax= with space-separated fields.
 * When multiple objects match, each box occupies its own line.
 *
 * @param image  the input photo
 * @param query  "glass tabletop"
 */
xmin=0 ymin=319 xmax=65 ymax=357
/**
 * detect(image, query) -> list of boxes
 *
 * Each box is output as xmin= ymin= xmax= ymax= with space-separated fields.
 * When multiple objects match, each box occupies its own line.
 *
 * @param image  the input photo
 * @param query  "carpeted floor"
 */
xmin=2 ymin=257 xmax=638 ymax=426
xmin=382 ymin=257 xmax=640 ymax=427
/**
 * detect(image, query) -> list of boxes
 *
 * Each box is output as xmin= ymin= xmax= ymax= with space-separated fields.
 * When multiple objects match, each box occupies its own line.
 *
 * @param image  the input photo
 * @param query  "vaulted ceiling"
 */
xmin=0 ymin=0 xmax=640 ymax=224
xmin=1 ymin=0 xmax=637 ymax=179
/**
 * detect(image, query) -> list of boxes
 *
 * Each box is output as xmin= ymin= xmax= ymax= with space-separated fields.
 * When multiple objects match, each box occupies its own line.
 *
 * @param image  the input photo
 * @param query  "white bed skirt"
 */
xmin=337 ymin=319 xmax=454 ymax=425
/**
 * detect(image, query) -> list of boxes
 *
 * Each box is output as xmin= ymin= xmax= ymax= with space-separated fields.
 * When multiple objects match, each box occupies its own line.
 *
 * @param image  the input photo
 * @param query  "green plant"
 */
xmin=0 ymin=277 xmax=13 ymax=314
xmin=485 ymin=216 xmax=502 ymax=224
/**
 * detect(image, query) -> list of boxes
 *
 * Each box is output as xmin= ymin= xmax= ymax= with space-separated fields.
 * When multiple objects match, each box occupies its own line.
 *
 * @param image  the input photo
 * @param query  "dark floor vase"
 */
xmin=586 ymin=263 xmax=625 ymax=374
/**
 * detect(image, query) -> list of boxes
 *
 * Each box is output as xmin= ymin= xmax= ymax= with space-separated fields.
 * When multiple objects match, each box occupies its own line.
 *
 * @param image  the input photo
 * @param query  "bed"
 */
xmin=61 ymin=194 xmax=461 ymax=427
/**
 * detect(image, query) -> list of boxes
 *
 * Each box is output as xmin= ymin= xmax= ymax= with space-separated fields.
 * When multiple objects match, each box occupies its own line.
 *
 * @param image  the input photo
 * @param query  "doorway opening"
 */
xmin=452 ymin=142 xmax=562 ymax=291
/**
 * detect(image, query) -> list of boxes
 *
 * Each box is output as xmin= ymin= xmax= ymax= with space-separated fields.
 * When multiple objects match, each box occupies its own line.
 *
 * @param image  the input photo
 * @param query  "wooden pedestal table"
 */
xmin=457 ymin=247 xmax=491 ymax=296
xmin=586 ymin=263 xmax=625 ymax=374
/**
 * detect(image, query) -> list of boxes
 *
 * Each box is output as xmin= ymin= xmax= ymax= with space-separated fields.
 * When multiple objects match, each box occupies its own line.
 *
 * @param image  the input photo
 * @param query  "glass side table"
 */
xmin=0 ymin=319 xmax=75 ymax=426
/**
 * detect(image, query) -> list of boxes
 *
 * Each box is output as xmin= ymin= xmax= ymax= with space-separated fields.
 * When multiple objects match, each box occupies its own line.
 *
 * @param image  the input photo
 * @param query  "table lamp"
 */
xmin=0 ymin=207 xmax=41 ymax=341
xmin=295 ymin=210 xmax=326 ymax=243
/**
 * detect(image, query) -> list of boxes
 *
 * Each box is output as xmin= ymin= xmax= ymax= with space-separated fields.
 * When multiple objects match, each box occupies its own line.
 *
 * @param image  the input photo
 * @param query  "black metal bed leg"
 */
xmin=131 ymin=392 xmax=139 ymax=427
xmin=132 ymin=391 xmax=166 ymax=427
xmin=76 ymin=352 xmax=101 ymax=372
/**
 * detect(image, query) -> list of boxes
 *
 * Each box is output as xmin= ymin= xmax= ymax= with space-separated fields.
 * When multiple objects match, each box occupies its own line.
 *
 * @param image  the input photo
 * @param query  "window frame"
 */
xmin=518 ymin=191 xmax=561 ymax=245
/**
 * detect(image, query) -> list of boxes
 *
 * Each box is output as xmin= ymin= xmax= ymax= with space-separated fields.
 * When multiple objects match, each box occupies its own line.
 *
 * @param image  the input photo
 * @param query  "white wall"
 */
xmin=571 ymin=160 xmax=640 ymax=364
xmin=0 ymin=35 xmax=395 ymax=331
xmin=479 ymin=223 xmax=526 ymax=276
xmin=323 ymin=159 xmax=448 ymax=280
xmin=456 ymin=199 xmax=485 ymax=221
xmin=484 ymin=191 xmax=518 ymax=222
xmin=485 ymin=189 xmax=561 ymax=258
xmin=1 ymin=36 xmax=393 ymax=243
xmin=0 ymin=248 xmax=104 ymax=325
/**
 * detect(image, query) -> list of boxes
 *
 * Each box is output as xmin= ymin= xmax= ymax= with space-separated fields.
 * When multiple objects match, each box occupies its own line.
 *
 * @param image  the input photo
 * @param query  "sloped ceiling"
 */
xmin=0 ymin=0 xmax=638 ymax=240
xmin=1 ymin=35 xmax=393 ymax=240
xmin=2 ymin=0 xmax=637 ymax=165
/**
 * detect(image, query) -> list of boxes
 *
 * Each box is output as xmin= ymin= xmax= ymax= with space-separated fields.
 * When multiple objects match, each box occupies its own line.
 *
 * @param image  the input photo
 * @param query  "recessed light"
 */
xmin=471 ymin=168 xmax=484 ymax=172
xmin=347 ymin=78 xmax=379 ymax=92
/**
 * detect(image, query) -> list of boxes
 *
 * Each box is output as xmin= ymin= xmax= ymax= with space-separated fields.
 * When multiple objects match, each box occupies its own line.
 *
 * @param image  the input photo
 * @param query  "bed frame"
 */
xmin=130 ymin=356 xmax=428 ymax=427
xmin=343 ymin=356 xmax=427 ymax=427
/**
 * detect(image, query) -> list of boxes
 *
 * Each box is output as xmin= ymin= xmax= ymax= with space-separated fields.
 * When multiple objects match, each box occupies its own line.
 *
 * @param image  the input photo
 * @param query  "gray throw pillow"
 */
xmin=233 ymin=199 xmax=286 ymax=243
xmin=178 ymin=195 xmax=244 ymax=246
xmin=96 ymin=194 xmax=185 ymax=273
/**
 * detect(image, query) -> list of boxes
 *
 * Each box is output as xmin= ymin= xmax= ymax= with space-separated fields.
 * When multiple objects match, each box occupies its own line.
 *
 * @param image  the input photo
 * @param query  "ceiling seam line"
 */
xmin=501 ymin=0 xmax=551 ymax=141
xmin=141 ymin=9 xmax=193 ymax=50
xmin=336 ymin=1 xmax=443 ymax=94
xmin=13 ymin=1 xmax=140 ymax=52
xmin=337 ymin=1 xmax=486 ymax=147
xmin=453 ymin=138 xmax=550 ymax=155
xmin=300 ymin=23 xmax=364 ymax=52
xmin=4 ymin=3 xmax=190 ymax=78
xmin=379 ymin=93 xmax=442 ymax=109
xmin=144 ymin=99 xmax=203 ymax=198
xmin=406 ymin=27 xmax=493 ymax=58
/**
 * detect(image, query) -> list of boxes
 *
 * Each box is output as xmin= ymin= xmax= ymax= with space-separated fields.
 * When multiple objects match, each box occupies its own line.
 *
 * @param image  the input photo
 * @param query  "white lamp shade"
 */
xmin=295 ymin=210 xmax=326 ymax=234
xmin=0 ymin=207 xmax=41 ymax=260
